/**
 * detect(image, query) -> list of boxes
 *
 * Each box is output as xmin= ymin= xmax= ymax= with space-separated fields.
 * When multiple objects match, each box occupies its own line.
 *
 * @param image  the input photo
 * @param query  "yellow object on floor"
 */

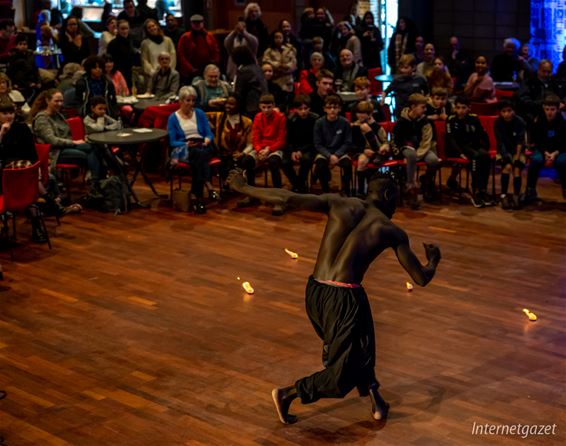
xmin=242 ymin=281 xmax=254 ymax=294
xmin=406 ymin=282 xmax=414 ymax=291
xmin=284 ymin=248 xmax=299 ymax=259
xmin=522 ymin=308 xmax=537 ymax=321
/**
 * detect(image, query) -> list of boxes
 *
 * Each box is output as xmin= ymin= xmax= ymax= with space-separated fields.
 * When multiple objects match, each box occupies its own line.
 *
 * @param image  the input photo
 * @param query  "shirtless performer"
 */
xmin=227 ymin=169 xmax=441 ymax=424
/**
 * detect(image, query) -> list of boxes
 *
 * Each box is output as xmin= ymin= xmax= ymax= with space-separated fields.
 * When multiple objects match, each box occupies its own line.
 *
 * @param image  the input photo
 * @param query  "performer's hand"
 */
xmin=423 ymin=243 xmax=441 ymax=264
xmin=227 ymin=168 xmax=246 ymax=191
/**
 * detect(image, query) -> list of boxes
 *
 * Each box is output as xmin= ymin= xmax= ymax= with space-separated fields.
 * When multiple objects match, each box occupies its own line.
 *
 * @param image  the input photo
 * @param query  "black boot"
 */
xmin=31 ymin=218 xmax=48 ymax=244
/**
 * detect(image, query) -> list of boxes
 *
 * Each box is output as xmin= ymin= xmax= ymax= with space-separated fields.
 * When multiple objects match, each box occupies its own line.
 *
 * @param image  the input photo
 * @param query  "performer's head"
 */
xmin=367 ymin=171 xmax=398 ymax=218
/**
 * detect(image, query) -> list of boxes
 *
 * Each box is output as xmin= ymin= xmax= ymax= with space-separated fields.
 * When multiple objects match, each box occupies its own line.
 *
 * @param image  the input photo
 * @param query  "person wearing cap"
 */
xmin=177 ymin=14 xmax=220 ymax=83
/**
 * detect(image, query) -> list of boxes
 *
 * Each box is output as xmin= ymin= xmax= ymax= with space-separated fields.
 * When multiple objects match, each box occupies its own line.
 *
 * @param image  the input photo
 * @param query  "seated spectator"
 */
xmin=68 ymin=6 xmax=96 ymax=39
xmin=351 ymin=100 xmax=390 ymax=196
xmin=464 ymin=56 xmax=496 ymax=103
xmin=298 ymin=51 xmax=325 ymax=95
xmin=416 ymin=43 xmax=436 ymax=79
xmin=224 ymin=17 xmax=258 ymax=82
xmin=60 ymin=16 xmax=90 ymax=67
xmin=238 ymin=93 xmax=287 ymax=214
xmin=167 ymin=86 xmax=215 ymax=214
xmin=335 ymin=21 xmax=362 ymax=66
xmin=334 ymin=48 xmax=367 ymax=92
xmin=0 ymin=73 xmax=28 ymax=116
xmin=83 ymin=95 xmax=122 ymax=135
xmin=309 ymin=69 xmax=335 ymax=116
xmin=426 ymin=87 xmax=452 ymax=121
xmin=140 ymin=18 xmax=177 ymax=77
xmin=206 ymin=95 xmax=253 ymax=183
xmin=300 ymin=8 xmax=333 ymax=54
xmin=117 ymin=0 xmax=144 ymax=47
xmin=490 ymin=37 xmax=528 ymax=82
xmin=146 ymin=52 xmax=180 ymax=100
xmin=428 ymin=56 xmax=453 ymax=94
xmin=164 ymin=13 xmax=184 ymax=48
xmin=0 ymin=19 xmax=16 ymax=60
xmin=261 ymin=62 xmax=288 ymax=112
xmin=350 ymin=76 xmax=386 ymax=122
xmin=262 ymin=30 xmax=298 ymax=95
xmin=357 ymin=11 xmax=384 ymax=69
xmin=519 ymin=43 xmax=539 ymax=73
xmin=0 ymin=98 xmax=49 ymax=243
xmin=413 ymin=35 xmax=425 ymax=64
xmin=192 ymin=64 xmax=231 ymax=111
xmin=232 ymin=46 xmax=267 ymax=118
xmin=311 ymin=36 xmax=336 ymax=70
xmin=493 ymin=100 xmax=526 ymax=209
xmin=313 ymin=94 xmax=353 ymax=195
xmin=446 ymin=35 xmax=473 ymax=92
xmin=107 ymin=20 xmax=136 ymax=89
xmin=103 ymin=54 xmax=129 ymax=96
xmin=394 ymin=93 xmax=440 ymax=208
xmin=282 ymin=94 xmax=319 ymax=193
xmin=383 ymin=54 xmax=428 ymax=118
xmin=75 ymin=55 xmax=118 ymax=118
xmin=177 ymin=14 xmax=220 ymax=83
xmin=525 ymin=95 xmax=565 ymax=203
xmin=31 ymin=89 xmax=105 ymax=189
xmin=516 ymin=60 xmax=561 ymax=123
xmin=57 ymin=62 xmax=82 ymax=94
xmin=98 ymin=16 xmax=117 ymax=56
xmin=279 ymin=19 xmax=302 ymax=71
xmin=7 ymin=34 xmax=41 ymax=100
xmin=445 ymin=96 xmax=491 ymax=207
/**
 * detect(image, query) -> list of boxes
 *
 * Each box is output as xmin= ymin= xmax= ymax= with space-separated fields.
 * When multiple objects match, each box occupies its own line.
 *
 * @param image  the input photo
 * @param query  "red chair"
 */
xmin=0 ymin=162 xmax=52 ymax=259
xmin=434 ymin=119 xmax=470 ymax=193
xmin=35 ymin=143 xmax=51 ymax=187
xmin=478 ymin=115 xmax=498 ymax=196
xmin=66 ymin=116 xmax=86 ymax=140
xmin=169 ymin=157 xmax=223 ymax=204
xmin=368 ymin=67 xmax=382 ymax=96
xmin=471 ymin=101 xmax=499 ymax=116
xmin=495 ymin=89 xmax=514 ymax=101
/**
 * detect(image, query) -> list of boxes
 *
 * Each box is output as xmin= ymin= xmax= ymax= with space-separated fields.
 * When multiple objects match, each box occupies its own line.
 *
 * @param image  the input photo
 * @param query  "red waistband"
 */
xmin=315 ymin=278 xmax=361 ymax=288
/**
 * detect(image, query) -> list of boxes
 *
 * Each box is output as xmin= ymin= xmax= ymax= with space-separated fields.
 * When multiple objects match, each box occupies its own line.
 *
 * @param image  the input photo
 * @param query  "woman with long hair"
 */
xmin=140 ymin=18 xmax=176 ymax=77
xmin=387 ymin=17 xmax=416 ymax=72
xmin=357 ymin=11 xmax=383 ymax=69
xmin=428 ymin=56 xmax=453 ymax=94
xmin=464 ymin=55 xmax=496 ymax=103
xmin=98 ymin=16 xmax=117 ymax=56
xmin=31 ymin=89 xmax=105 ymax=188
xmin=60 ymin=16 xmax=90 ymax=67
xmin=262 ymin=30 xmax=297 ymax=94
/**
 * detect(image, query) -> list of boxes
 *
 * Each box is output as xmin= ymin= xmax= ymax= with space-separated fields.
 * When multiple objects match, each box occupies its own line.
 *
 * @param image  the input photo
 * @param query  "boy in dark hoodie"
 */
xmin=7 ymin=34 xmax=41 ymax=101
xmin=525 ymin=95 xmax=566 ymax=202
xmin=383 ymin=54 xmax=428 ymax=118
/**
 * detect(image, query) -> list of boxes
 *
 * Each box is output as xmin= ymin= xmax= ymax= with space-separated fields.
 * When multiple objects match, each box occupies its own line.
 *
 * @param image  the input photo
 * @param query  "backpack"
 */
xmin=99 ymin=175 xmax=129 ymax=214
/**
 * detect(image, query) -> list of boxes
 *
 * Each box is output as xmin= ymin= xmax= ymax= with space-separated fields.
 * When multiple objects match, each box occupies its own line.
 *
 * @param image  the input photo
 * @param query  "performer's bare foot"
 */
xmin=369 ymin=385 xmax=389 ymax=421
xmin=272 ymin=386 xmax=298 ymax=425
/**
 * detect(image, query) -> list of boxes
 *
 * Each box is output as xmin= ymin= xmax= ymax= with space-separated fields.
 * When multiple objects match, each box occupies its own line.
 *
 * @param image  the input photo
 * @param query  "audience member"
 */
xmin=298 ymin=52 xmax=325 ymax=95
xmin=177 ymin=14 xmax=220 ymax=83
xmin=425 ymin=87 xmax=452 ymax=121
xmin=335 ymin=21 xmax=362 ymax=66
xmin=282 ymin=94 xmax=318 ymax=193
xmin=0 ymin=19 xmax=16 ymax=59
xmin=164 ymin=14 xmax=184 ymax=48
xmin=98 ymin=16 xmax=117 ymax=56
xmin=60 ymin=16 xmax=90 ymax=67
xmin=238 ymin=93 xmax=287 ymax=214
xmin=309 ymin=69 xmax=335 ymax=116
xmin=428 ymin=56 xmax=453 ymax=94
xmin=224 ymin=17 xmax=258 ymax=81
xmin=232 ymin=46 xmax=267 ymax=118
xmin=192 ymin=64 xmax=231 ymax=111
xmin=206 ymin=95 xmax=253 ymax=182
xmin=167 ymin=86 xmax=215 ymax=214
xmin=351 ymin=100 xmax=390 ymax=196
xmin=383 ymin=54 xmax=428 ymax=118
xmin=334 ymin=49 xmax=367 ymax=92
xmin=244 ymin=2 xmax=270 ymax=56
xmin=313 ymin=94 xmax=353 ymax=195
xmin=493 ymin=99 xmax=526 ymax=209
xmin=464 ymin=56 xmax=496 ymax=103
xmin=445 ymin=96 xmax=491 ymax=207
xmin=416 ymin=43 xmax=436 ymax=79
xmin=262 ymin=30 xmax=298 ymax=95
xmin=83 ymin=95 xmax=122 ymax=135
xmin=356 ymin=11 xmax=383 ymax=69
xmin=516 ymin=60 xmax=560 ymax=123
xmin=146 ymin=52 xmax=180 ymax=100
xmin=350 ymin=76 xmax=386 ymax=122
xmin=491 ymin=37 xmax=528 ymax=82
xmin=75 ymin=55 xmax=118 ymax=118
xmin=446 ymin=35 xmax=473 ymax=91
xmin=261 ymin=62 xmax=288 ymax=112
xmin=393 ymin=93 xmax=440 ymax=207
xmin=107 ymin=20 xmax=137 ymax=88
xmin=117 ymin=0 xmax=144 ymax=47
xmin=7 ymin=34 xmax=41 ymax=100
xmin=525 ymin=95 xmax=566 ymax=202
xmin=140 ymin=18 xmax=177 ymax=77
xmin=387 ymin=17 xmax=416 ymax=72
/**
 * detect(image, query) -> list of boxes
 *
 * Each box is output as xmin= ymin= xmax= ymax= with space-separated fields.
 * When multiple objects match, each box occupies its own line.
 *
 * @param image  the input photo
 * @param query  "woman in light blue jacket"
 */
xmin=167 ymin=86 xmax=215 ymax=214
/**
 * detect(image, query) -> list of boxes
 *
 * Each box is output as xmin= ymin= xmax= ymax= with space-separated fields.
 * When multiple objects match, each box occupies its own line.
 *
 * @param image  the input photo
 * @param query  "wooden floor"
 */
xmin=0 ymin=173 xmax=565 ymax=446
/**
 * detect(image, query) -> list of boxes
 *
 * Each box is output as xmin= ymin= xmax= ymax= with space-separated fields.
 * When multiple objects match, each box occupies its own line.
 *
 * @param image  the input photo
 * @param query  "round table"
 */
xmin=88 ymin=128 xmax=168 ymax=201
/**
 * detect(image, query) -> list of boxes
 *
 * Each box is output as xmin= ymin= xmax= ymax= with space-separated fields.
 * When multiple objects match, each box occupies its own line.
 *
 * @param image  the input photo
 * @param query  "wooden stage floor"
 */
xmin=0 ymin=175 xmax=565 ymax=446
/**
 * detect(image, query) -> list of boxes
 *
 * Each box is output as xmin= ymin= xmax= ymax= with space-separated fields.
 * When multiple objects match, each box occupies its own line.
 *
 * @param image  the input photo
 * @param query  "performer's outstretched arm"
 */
xmin=392 ymin=230 xmax=441 ymax=287
xmin=227 ymin=169 xmax=330 ymax=213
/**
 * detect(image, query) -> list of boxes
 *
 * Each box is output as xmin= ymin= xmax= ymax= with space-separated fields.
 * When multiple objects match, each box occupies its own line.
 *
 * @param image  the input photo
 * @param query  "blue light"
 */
xmin=531 ymin=0 xmax=566 ymax=70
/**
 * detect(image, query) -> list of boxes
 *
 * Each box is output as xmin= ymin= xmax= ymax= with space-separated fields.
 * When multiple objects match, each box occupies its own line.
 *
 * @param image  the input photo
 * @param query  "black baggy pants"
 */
xmin=295 ymin=276 xmax=379 ymax=404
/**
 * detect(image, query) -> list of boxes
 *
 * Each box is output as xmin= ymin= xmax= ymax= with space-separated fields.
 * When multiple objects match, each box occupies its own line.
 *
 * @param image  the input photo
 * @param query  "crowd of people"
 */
xmin=0 ymin=1 xmax=564 ymax=234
